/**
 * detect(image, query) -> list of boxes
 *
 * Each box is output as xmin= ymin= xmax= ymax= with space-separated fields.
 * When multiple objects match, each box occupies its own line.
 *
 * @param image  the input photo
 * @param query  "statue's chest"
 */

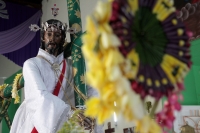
xmin=40 ymin=63 xmax=63 ymax=92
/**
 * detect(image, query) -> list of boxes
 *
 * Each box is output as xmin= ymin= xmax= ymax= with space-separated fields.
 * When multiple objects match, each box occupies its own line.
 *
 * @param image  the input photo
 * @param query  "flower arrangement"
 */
xmin=58 ymin=110 xmax=85 ymax=133
xmin=82 ymin=0 xmax=191 ymax=132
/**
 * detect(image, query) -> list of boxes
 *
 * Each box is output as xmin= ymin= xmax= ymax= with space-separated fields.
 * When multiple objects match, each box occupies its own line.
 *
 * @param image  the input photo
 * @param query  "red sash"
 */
xmin=31 ymin=60 xmax=66 ymax=133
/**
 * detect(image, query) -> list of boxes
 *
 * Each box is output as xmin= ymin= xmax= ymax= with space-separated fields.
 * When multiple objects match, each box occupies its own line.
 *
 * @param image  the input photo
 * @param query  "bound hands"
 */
xmin=72 ymin=108 xmax=95 ymax=133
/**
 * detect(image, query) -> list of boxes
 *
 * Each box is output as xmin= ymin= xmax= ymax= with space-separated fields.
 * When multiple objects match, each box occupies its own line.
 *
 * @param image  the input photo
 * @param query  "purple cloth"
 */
xmin=0 ymin=11 xmax=41 ymax=54
xmin=0 ymin=1 xmax=42 ymax=66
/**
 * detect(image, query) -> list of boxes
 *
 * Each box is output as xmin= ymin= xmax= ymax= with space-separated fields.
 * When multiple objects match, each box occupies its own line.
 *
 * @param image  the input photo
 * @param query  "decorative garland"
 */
xmin=0 ymin=84 xmax=8 ymax=96
xmin=82 ymin=0 xmax=191 ymax=132
xmin=11 ymin=73 xmax=22 ymax=104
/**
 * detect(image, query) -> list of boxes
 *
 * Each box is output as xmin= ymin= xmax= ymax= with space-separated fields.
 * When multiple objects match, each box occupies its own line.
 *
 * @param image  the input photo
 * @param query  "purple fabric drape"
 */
xmin=0 ymin=1 xmax=42 ymax=67
xmin=0 ymin=11 xmax=41 ymax=54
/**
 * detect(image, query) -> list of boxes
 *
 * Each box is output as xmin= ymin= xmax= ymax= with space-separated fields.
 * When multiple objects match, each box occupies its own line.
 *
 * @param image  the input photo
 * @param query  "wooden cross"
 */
xmin=105 ymin=122 xmax=115 ymax=133
xmin=123 ymin=127 xmax=134 ymax=133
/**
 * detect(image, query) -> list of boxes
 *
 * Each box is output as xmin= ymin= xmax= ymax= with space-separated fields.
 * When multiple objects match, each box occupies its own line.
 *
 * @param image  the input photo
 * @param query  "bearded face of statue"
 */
xmin=43 ymin=26 xmax=63 ymax=56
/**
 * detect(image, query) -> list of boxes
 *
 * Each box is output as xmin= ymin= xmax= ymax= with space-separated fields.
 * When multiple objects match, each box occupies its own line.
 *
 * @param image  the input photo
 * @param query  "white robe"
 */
xmin=10 ymin=49 xmax=102 ymax=133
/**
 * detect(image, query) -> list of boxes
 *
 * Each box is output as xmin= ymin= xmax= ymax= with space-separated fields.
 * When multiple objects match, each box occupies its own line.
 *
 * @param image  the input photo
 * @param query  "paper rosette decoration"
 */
xmin=82 ymin=0 xmax=191 ymax=132
xmin=110 ymin=0 xmax=191 ymax=98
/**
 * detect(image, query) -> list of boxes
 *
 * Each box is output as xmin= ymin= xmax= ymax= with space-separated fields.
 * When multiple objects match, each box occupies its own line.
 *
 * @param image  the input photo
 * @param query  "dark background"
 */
xmin=3 ymin=0 xmax=199 ymax=9
xmin=4 ymin=0 xmax=42 ymax=9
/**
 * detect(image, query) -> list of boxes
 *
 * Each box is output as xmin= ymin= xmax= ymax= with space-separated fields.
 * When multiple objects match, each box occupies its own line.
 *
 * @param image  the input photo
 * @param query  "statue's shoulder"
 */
xmin=24 ymin=57 xmax=37 ymax=65
xmin=23 ymin=56 xmax=44 ymax=69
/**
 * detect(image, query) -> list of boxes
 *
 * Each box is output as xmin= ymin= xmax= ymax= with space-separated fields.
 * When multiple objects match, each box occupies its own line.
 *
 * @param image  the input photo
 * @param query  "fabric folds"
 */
xmin=0 ymin=10 xmax=41 ymax=54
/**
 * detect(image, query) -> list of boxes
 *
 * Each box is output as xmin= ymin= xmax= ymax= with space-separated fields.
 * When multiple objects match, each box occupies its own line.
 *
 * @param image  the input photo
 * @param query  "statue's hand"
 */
xmin=75 ymin=109 xmax=95 ymax=133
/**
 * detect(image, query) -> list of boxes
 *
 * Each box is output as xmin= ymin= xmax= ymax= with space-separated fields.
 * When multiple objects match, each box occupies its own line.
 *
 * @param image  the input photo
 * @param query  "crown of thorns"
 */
xmin=29 ymin=21 xmax=77 ymax=34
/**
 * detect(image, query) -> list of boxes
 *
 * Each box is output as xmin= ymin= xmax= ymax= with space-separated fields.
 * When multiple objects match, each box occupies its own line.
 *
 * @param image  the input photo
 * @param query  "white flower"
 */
xmin=101 ymin=32 xmax=120 ymax=48
xmin=107 ymin=65 xmax=122 ymax=81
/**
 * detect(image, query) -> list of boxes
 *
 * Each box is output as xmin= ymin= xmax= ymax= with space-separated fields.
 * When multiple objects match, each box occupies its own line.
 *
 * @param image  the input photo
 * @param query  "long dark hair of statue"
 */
xmin=40 ymin=19 xmax=66 ymax=55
